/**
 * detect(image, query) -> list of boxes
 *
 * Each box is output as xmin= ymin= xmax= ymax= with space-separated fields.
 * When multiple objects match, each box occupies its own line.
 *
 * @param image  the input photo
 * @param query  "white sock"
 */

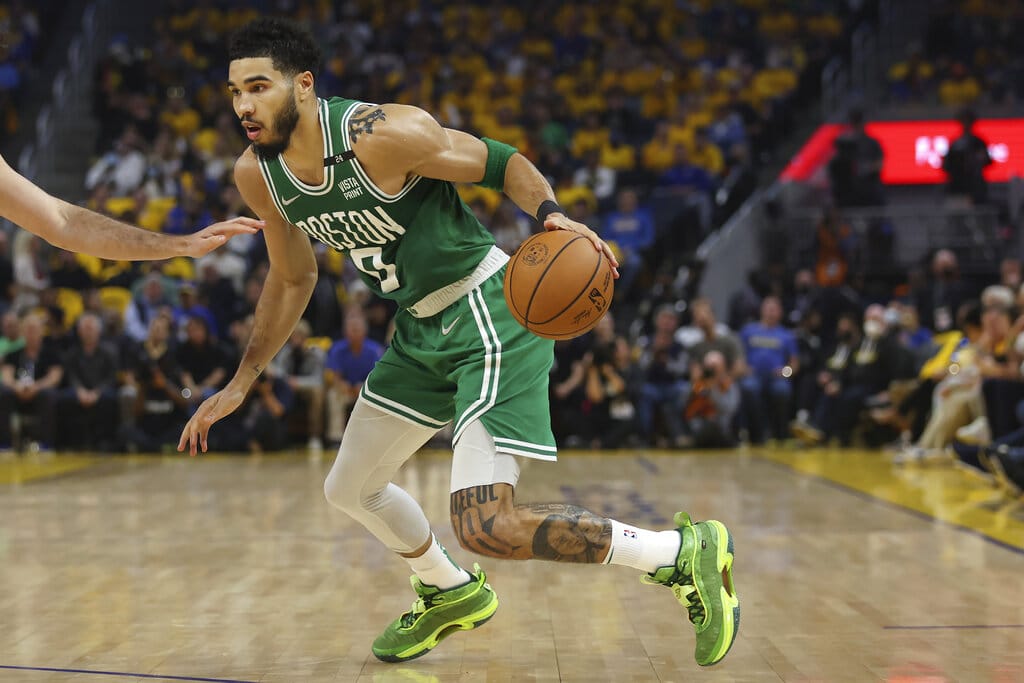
xmin=603 ymin=520 xmax=682 ymax=573
xmin=405 ymin=535 xmax=471 ymax=590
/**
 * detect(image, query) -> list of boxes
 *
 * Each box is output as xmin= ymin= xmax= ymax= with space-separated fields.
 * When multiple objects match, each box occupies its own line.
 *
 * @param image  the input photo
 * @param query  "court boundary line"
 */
xmin=754 ymin=454 xmax=1024 ymax=556
xmin=883 ymin=624 xmax=1024 ymax=630
xmin=0 ymin=664 xmax=258 ymax=683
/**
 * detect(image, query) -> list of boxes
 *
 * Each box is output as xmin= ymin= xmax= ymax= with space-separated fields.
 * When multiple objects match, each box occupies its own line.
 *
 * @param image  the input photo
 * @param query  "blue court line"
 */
xmin=0 ymin=665 xmax=258 ymax=683
xmin=755 ymin=456 xmax=1024 ymax=557
xmin=884 ymin=624 xmax=1024 ymax=630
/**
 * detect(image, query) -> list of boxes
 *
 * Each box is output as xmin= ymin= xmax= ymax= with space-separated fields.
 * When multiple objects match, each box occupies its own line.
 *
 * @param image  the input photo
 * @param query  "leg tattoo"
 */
xmin=450 ymin=485 xmax=612 ymax=563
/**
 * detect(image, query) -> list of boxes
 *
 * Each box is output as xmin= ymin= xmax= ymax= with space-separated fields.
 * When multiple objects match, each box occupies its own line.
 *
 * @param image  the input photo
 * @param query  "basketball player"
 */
xmin=0 ymin=153 xmax=260 ymax=259
xmin=178 ymin=18 xmax=738 ymax=666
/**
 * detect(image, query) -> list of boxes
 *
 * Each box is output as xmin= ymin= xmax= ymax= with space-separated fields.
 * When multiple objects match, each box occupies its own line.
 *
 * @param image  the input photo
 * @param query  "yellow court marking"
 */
xmin=0 ymin=453 xmax=103 ymax=485
xmin=757 ymin=448 xmax=1024 ymax=552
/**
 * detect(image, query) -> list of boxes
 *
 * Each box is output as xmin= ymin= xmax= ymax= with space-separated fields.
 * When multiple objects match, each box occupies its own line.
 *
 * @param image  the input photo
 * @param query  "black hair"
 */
xmin=228 ymin=17 xmax=321 ymax=78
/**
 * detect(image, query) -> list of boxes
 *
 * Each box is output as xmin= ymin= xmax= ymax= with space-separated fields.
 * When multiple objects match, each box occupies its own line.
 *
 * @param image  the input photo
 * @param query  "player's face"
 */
xmin=228 ymin=57 xmax=301 ymax=159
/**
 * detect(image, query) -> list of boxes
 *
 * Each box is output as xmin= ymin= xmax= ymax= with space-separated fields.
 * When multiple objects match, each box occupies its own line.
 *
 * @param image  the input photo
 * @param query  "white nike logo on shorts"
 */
xmin=441 ymin=316 xmax=462 ymax=336
xmin=282 ymin=194 xmax=300 ymax=205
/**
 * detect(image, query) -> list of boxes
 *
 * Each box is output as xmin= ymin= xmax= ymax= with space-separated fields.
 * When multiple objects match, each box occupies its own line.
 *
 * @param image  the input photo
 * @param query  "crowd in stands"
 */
xmin=885 ymin=0 xmax=1024 ymax=107
xmin=28 ymin=1 xmax=1013 ymax=475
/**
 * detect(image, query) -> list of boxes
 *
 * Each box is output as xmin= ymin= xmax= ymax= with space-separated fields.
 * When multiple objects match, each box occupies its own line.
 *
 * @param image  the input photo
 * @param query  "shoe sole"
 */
xmin=698 ymin=521 xmax=740 ymax=667
xmin=373 ymin=594 xmax=499 ymax=663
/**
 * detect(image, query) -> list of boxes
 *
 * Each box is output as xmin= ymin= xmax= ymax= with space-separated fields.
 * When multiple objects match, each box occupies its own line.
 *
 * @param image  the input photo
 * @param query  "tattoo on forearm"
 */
xmin=450 ymin=486 xmax=612 ymax=564
xmin=252 ymin=364 xmax=263 ymax=376
xmin=349 ymin=107 xmax=386 ymax=144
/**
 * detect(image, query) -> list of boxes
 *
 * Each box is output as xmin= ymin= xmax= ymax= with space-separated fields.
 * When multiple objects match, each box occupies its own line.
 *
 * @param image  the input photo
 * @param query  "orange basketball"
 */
xmin=503 ymin=229 xmax=614 ymax=340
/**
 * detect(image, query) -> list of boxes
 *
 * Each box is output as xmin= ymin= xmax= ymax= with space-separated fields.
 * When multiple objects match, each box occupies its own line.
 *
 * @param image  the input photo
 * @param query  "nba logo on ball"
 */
xmin=588 ymin=288 xmax=607 ymax=311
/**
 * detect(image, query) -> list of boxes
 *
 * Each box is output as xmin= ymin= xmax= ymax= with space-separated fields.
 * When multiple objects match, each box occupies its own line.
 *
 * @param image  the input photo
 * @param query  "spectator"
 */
xmin=740 ymin=296 xmax=799 ymax=442
xmin=325 ymin=312 xmax=384 ymax=444
xmin=172 ymin=281 xmax=219 ymax=341
xmin=83 ymin=128 xmax=148 ymax=196
xmin=12 ymin=230 xmax=49 ymax=311
xmin=681 ymin=297 xmax=747 ymax=380
xmin=57 ymin=313 xmax=119 ymax=450
xmin=813 ymin=208 xmax=855 ymax=288
xmin=175 ymin=315 xmax=233 ymax=413
xmin=0 ymin=313 xmax=62 ymax=451
xmin=573 ymin=148 xmax=617 ymax=208
xmin=658 ymin=144 xmax=714 ymax=234
xmin=120 ymin=314 xmax=188 ymax=453
xmin=793 ymin=306 xmax=908 ymax=446
xmin=269 ymin=319 xmax=326 ymax=450
xmin=0 ymin=310 xmax=25 ymax=358
xmin=600 ymin=188 xmax=655 ymax=301
xmin=916 ymin=249 xmax=969 ymax=333
xmin=583 ymin=336 xmax=641 ymax=449
xmin=685 ymin=349 xmax=741 ymax=447
xmin=637 ymin=304 xmax=689 ymax=447
xmin=124 ymin=273 xmax=173 ymax=342
xmin=207 ymin=374 xmax=295 ymax=453
xmin=942 ymin=108 xmax=991 ymax=205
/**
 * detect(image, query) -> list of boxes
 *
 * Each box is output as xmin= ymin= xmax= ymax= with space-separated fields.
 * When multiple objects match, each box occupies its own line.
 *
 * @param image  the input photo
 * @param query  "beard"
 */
xmin=250 ymin=93 xmax=300 ymax=160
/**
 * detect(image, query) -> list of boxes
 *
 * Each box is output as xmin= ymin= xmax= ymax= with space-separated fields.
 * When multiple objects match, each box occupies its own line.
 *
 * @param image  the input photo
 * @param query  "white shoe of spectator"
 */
xmin=955 ymin=417 xmax=991 ymax=446
xmin=307 ymin=436 xmax=324 ymax=452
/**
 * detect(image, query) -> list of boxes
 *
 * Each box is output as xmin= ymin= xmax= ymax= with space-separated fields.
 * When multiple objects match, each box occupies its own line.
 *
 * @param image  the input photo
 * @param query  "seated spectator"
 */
xmin=120 ymin=314 xmax=188 ymax=453
xmin=0 ymin=309 xmax=25 ymax=358
xmin=176 ymin=315 xmax=233 ymax=413
xmin=680 ymin=297 xmax=746 ymax=379
xmin=685 ymin=349 xmax=740 ymax=448
xmin=207 ymin=374 xmax=295 ymax=453
xmin=573 ymin=148 xmax=617 ymax=208
xmin=0 ymin=313 xmax=62 ymax=451
xmin=124 ymin=272 xmax=173 ymax=342
xmin=938 ymin=63 xmax=981 ymax=108
xmin=600 ymin=188 xmax=655 ymax=301
xmin=637 ymin=304 xmax=689 ymax=447
xmin=325 ymin=311 xmax=384 ymax=444
xmin=269 ymin=319 xmax=325 ymax=450
xmin=794 ymin=306 xmax=908 ymax=446
xmin=740 ymin=296 xmax=799 ymax=442
xmin=57 ymin=313 xmax=119 ymax=450
xmin=583 ymin=336 xmax=641 ymax=449
xmin=172 ymin=281 xmax=219 ymax=341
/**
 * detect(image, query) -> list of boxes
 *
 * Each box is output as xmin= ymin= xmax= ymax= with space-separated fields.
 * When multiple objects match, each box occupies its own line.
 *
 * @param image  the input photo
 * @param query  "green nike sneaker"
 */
xmin=372 ymin=563 xmax=498 ymax=663
xmin=641 ymin=512 xmax=739 ymax=666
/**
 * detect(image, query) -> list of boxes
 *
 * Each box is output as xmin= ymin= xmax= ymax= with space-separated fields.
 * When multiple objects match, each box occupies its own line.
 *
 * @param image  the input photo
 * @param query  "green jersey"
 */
xmin=256 ymin=97 xmax=497 ymax=311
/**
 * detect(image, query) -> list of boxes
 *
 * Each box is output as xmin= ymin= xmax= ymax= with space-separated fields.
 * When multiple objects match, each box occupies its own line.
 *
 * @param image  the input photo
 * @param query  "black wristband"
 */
xmin=536 ymin=200 xmax=565 ymax=224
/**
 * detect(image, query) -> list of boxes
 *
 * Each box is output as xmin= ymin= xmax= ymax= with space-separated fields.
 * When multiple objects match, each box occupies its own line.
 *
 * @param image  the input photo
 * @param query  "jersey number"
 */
xmin=351 ymin=247 xmax=400 ymax=293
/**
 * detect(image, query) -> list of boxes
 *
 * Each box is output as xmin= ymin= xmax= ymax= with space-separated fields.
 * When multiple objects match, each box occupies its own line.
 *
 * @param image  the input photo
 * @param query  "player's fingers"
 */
xmin=230 ymin=217 xmax=264 ymax=229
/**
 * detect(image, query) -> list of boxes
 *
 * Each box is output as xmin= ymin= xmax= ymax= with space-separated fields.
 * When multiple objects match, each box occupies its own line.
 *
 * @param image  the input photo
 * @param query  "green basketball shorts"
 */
xmin=359 ymin=268 xmax=558 ymax=461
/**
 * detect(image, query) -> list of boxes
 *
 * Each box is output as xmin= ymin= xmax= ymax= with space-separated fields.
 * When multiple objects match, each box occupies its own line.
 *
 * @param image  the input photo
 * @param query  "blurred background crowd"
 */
xmin=2 ymin=0 xmax=1023 ymax=494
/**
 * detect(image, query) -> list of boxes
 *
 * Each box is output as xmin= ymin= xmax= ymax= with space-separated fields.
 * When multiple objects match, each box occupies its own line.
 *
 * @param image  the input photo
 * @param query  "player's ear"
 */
xmin=295 ymin=71 xmax=315 ymax=100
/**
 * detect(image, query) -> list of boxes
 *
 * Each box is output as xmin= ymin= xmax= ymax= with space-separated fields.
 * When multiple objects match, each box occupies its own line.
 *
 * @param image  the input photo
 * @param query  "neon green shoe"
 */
xmin=641 ymin=512 xmax=739 ymax=666
xmin=372 ymin=563 xmax=498 ymax=663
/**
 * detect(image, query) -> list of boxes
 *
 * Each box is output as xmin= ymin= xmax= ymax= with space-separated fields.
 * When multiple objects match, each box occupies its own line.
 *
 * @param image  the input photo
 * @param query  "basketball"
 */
xmin=503 ymin=229 xmax=614 ymax=340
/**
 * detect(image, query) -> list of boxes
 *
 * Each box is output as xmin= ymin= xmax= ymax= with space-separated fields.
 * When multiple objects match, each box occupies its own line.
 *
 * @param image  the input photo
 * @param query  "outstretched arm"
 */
xmin=0 ymin=153 xmax=261 ymax=259
xmin=178 ymin=150 xmax=317 ymax=455
xmin=352 ymin=104 xmax=618 ymax=275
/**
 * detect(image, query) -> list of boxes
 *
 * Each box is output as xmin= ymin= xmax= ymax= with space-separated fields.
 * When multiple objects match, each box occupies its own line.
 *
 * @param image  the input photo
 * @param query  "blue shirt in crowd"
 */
xmin=326 ymin=338 xmax=384 ymax=383
xmin=601 ymin=207 xmax=656 ymax=253
xmin=740 ymin=323 xmax=797 ymax=377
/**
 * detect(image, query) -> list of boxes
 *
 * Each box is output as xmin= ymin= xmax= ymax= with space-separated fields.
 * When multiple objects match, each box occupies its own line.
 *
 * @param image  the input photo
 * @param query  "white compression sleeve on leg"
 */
xmin=450 ymin=419 xmax=520 ymax=493
xmin=323 ymin=399 xmax=440 ymax=553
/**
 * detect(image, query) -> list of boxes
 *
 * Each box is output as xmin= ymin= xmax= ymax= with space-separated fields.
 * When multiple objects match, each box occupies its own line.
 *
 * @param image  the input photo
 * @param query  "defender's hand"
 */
xmin=182 ymin=217 xmax=263 ymax=258
xmin=543 ymin=214 xmax=620 ymax=278
xmin=177 ymin=384 xmax=248 ymax=455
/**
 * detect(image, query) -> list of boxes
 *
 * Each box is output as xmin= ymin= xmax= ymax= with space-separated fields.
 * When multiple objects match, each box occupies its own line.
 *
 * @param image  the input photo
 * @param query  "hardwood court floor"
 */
xmin=1 ymin=447 xmax=1023 ymax=683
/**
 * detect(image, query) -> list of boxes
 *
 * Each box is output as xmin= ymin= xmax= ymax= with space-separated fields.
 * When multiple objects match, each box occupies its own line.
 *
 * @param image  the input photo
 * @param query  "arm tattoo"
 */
xmin=529 ymin=505 xmax=612 ymax=563
xmin=348 ymin=107 xmax=386 ymax=144
xmin=252 ymin=363 xmax=264 ymax=376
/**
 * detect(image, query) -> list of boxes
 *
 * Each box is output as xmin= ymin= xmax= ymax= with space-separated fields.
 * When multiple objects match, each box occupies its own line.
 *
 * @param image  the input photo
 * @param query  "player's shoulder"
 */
xmin=350 ymin=103 xmax=439 ymax=146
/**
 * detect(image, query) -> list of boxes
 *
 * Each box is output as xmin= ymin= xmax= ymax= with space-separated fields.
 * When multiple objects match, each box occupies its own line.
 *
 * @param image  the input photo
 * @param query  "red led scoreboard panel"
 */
xmin=780 ymin=118 xmax=1024 ymax=184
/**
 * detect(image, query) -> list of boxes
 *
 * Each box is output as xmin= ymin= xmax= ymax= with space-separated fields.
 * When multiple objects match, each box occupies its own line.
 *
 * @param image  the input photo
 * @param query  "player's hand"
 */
xmin=177 ymin=383 xmax=248 ymax=455
xmin=182 ymin=217 xmax=264 ymax=258
xmin=543 ymin=214 xmax=620 ymax=279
